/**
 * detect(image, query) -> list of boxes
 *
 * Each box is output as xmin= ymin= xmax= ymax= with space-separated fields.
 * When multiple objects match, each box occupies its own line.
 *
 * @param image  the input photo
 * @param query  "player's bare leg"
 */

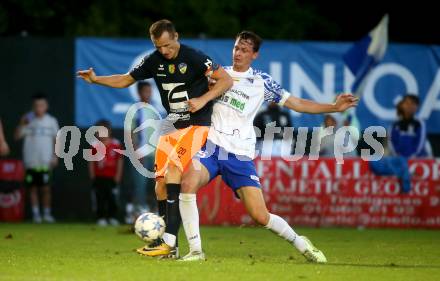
xmin=237 ymin=186 xmax=327 ymax=263
xmin=178 ymin=159 xmax=210 ymax=261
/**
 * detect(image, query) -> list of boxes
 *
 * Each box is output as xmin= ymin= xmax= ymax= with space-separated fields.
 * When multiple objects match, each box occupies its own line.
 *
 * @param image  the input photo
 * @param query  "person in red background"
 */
xmin=88 ymin=120 xmax=123 ymax=226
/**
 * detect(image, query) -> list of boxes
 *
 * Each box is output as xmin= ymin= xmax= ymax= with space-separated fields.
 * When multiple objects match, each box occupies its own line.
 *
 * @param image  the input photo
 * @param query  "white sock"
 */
xmin=43 ymin=207 xmax=51 ymax=216
xmin=32 ymin=206 xmax=40 ymax=217
xmin=162 ymin=233 xmax=176 ymax=248
xmin=126 ymin=203 xmax=134 ymax=214
xmin=179 ymin=193 xmax=202 ymax=253
xmin=265 ymin=213 xmax=307 ymax=253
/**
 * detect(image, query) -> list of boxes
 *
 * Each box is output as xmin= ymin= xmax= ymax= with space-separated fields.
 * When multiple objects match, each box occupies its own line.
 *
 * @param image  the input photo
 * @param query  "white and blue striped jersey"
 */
xmin=208 ymin=66 xmax=290 ymax=158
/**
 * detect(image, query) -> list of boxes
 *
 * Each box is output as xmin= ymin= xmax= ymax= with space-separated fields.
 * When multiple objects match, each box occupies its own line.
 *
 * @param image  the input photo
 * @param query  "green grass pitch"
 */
xmin=1 ymin=224 xmax=439 ymax=281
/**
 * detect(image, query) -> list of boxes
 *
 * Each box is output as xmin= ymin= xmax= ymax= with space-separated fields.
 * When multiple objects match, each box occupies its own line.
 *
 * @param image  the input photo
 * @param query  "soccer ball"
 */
xmin=134 ymin=212 xmax=166 ymax=242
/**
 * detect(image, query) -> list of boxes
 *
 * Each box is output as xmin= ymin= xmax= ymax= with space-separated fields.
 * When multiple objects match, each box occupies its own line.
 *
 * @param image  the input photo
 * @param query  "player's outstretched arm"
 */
xmin=283 ymin=93 xmax=358 ymax=114
xmin=77 ymin=68 xmax=136 ymax=88
xmin=187 ymin=67 xmax=233 ymax=113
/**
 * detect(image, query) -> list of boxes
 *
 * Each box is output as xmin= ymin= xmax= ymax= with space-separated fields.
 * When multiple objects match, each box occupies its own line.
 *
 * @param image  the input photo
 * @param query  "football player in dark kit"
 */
xmin=78 ymin=19 xmax=233 ymax=258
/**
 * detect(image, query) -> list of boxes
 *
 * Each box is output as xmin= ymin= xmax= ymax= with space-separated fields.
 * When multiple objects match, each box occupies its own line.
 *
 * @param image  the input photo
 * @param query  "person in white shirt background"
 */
xmin=15 ymin=93 xmax=59 ymax=223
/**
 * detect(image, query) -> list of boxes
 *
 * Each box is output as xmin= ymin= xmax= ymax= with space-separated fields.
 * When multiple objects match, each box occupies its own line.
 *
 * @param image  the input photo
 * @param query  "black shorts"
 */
xmin=25 ymin=169 xmax=52 ymax=187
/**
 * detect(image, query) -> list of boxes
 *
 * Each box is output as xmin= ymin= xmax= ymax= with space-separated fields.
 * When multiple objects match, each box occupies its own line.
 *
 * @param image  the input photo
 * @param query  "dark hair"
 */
xmin=32 ymin=92 xmax=47 ymax=101
xmin=403 ymin=94 xmax=420 ymax=105
xmin=236 ymin=31 xmax=263 ymax=52
xmin=149 ymin=19 xmax=176 ymax=39
xmin=95 ymin=119 xmax=111 ymax=130
xmin=137 ymin=81 xmax=151 ymax=92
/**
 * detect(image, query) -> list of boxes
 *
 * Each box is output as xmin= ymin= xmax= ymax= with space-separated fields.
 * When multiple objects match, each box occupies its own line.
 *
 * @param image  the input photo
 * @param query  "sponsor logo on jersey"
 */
xmin=247 ymin=78 xmax=254 ymax=84
xmin=204 ymin=58 xmax=212 ymax=69
xmin=218 ymin=92 xmax=247 ymax=112
xmin=230 ymin=98 xmax=246 ymax=111
xmin=168 ymin=64 xmax=175 ymax=74
xmin=230 ymin=89 xmax=250 ymax=100
xmin=250 ymin=175 xmax=260 ymax=182
xmin=204 ymin=58 xmax=219 ymax=76
xmin=158 ymin=64 xmax=165 ymax=71
xmin=178 ymin=63 xmax=187 ymax=74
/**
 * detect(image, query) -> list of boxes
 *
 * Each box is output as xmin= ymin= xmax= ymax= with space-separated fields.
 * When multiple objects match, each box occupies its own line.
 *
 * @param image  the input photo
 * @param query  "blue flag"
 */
xmin=343 ymin=14 xmax=389 ymax=93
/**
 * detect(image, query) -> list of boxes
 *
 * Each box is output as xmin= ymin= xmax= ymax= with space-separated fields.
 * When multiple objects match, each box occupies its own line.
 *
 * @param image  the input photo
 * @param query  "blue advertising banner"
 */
xmin=75 ymin=38 xmax=440 ymax=132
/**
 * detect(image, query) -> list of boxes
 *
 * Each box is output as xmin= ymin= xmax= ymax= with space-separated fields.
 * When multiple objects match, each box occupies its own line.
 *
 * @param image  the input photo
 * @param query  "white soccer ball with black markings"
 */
xmin=134 ymin=212 xmax=166 ymax=242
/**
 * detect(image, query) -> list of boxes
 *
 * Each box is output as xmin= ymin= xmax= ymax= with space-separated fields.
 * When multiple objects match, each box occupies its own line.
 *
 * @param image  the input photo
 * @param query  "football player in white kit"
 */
xmin=178 ymin=31 xmax=358 ymax=262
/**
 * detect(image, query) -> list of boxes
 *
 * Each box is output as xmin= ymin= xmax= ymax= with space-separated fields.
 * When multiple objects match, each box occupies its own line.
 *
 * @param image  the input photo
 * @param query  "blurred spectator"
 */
xmin=125 ymin=82 xmax=158 ymax=223
xmin=320 ymin=114 xmax=338 ymax=157
xmin=254 ymin=102 xmax=294 ymax=156
xmin=389 ymin=94 xmax=432 ymax=158
xmin=320 ymin=113 xmax=358 ymax=157
xmin=0 ymin=119 xmax=10 ymax=156
xmin=14 ymin=93 xmax=59 ymax=223
xmin=89 ymin=120 xmax=123 ymax=226
xmin=368 ymin=94 xmax=430 ymax=194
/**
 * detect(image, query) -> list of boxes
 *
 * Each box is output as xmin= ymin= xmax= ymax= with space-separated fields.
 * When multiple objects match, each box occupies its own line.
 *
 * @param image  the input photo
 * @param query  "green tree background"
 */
xmin=0 ymin=0 xmax=338 ymax=39
xmin=0 ymin=0 xmax=437 ymax=43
